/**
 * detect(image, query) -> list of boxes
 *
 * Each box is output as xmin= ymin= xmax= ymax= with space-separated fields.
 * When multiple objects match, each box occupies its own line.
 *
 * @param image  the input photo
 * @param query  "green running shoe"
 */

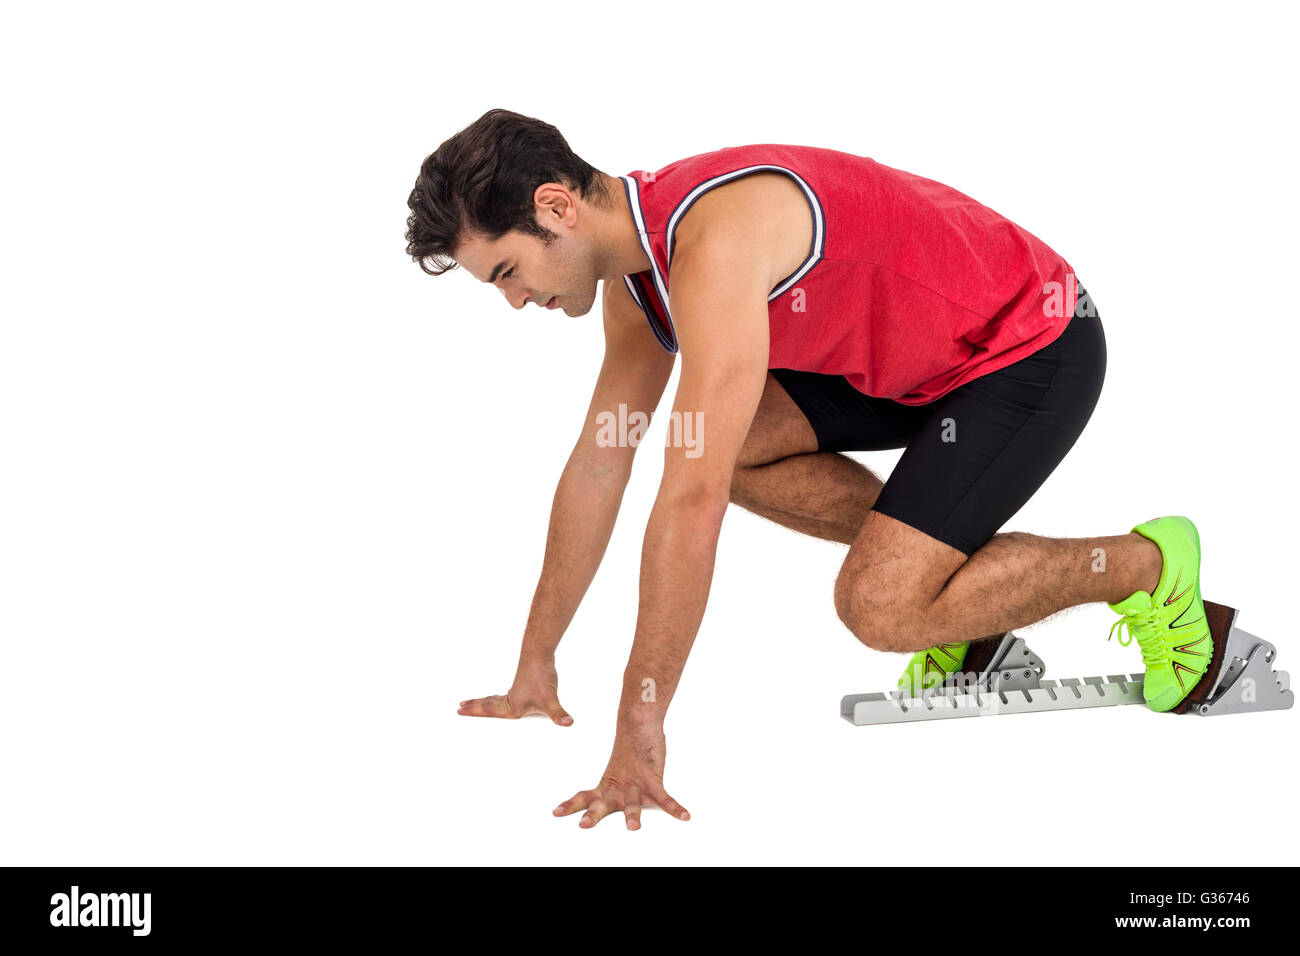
xmin=1108 ymin=515 xmax=1213 ymax=712
xmin=898 ymin=642 xmax=969 ymax=695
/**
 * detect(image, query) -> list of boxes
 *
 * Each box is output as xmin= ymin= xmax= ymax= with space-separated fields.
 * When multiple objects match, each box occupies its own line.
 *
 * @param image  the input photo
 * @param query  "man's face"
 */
xmin=454 ymin=205 xmax=600 ymax=318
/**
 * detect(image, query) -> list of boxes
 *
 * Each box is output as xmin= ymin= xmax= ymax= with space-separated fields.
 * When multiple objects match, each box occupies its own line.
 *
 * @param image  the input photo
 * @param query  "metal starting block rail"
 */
xmin=841 ymin=601 xmax=1293 ymax=726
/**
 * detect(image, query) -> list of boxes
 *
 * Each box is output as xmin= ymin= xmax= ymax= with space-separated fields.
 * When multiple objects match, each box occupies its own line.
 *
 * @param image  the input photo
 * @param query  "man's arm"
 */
xmin=555 ymin=172 xmax=815 ymax=827
xmin=458 ymin=278 xmax=676 ymax=723
xmin=617 ymin=240 xmax=771 ymax=725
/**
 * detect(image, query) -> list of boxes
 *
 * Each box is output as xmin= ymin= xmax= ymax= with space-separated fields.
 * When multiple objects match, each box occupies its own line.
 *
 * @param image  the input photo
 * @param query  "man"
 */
xmin=406 ymin=109 xmax=1212 ymax=830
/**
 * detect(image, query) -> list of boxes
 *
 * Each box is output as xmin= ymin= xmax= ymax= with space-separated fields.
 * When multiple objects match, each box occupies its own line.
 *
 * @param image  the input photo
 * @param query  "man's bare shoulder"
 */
xmin=670 ymin=172 xmax=814 ymax=291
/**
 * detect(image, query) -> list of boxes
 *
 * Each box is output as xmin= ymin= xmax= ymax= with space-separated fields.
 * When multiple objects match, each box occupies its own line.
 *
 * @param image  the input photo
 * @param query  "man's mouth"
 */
xmin=545 ymin=296 xmax=558 ymax=310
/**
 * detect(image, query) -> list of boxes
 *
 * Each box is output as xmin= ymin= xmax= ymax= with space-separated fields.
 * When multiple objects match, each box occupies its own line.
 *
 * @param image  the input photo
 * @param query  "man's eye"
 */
xmin=502 ymin=268 xmax=514 ymax=281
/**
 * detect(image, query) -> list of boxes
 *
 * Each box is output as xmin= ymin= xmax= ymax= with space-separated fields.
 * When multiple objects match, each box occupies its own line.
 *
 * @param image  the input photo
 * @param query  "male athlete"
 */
xmin=406 ymin=109 xmax=1212 ymax=830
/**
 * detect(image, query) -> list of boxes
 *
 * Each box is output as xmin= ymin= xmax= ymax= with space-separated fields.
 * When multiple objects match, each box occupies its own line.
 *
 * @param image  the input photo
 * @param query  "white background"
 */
xmin=3 ymin=1 xmax=1296 ymax=865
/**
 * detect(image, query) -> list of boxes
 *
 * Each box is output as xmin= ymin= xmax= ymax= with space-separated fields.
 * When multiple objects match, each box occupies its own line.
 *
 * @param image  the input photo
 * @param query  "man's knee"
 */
xmin=834 ymin=568 xmax=921 ymax=652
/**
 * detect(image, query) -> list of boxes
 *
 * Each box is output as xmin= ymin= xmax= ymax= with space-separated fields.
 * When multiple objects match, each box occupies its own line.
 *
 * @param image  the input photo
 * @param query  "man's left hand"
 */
xmin=553 ymin=727 xmax=691 ymax=830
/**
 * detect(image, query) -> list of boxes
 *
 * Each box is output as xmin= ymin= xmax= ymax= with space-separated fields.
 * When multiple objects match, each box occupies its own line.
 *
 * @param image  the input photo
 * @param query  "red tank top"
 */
xmin=620 ymin=144 xmax=1078 ymax=405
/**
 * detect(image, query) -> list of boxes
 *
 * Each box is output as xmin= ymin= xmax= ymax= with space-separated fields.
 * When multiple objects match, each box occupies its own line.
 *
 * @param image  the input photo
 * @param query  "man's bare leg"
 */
xmin=731 ymin=452 xmax=881 ymax=543
xmin=729 ymin=374 xmax=882 ymax=544
xmin=834 ymin=511 xmax=1164 ymax=654
xmin=732 ymin=374 xmax=1164 ymax=656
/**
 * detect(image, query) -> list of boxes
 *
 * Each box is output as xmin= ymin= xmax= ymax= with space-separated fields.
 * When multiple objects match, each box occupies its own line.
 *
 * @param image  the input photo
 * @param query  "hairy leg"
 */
xmin=731 ymin=452 xmax=883 ymax=544
xmin=835 ymin=511 xmax=1164 ymax=653
xmin=730 ymin=375 xmax=883 ymax=544
xmin=734 ymin=375 xmax=1159 ymax=655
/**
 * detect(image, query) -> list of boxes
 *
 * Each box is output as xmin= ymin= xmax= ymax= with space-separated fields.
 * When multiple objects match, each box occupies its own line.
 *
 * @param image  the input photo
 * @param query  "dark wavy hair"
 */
xmin=405 ymin=109 xmax=611 ymax=276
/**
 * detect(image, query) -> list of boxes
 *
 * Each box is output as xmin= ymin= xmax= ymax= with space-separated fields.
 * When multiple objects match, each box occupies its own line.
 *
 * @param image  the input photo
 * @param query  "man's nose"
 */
xmin=502 ymin=285 xmax=533 ymax=310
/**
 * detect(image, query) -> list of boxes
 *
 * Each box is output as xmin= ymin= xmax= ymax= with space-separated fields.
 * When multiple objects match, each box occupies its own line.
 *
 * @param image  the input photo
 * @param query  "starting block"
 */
xmin=841 ymin=600 xmax=1293 ymax=726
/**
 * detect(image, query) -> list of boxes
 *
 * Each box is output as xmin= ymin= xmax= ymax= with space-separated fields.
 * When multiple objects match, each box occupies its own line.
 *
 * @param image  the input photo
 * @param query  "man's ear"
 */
xmin=534 ymin=183 xmax=576 ymax=225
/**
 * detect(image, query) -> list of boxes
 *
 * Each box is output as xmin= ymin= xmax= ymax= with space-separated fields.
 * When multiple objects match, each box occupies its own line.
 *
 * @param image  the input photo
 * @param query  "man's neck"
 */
xmin=591 ymin=172 xmax=653 ymax=280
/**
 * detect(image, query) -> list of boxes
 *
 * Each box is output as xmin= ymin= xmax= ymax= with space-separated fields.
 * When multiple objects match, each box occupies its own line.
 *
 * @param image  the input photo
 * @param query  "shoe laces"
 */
xmin=1108 ymin=601 xmax=1168 ymax=667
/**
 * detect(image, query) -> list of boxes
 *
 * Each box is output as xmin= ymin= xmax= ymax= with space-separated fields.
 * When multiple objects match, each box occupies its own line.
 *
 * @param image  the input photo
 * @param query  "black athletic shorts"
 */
xmin=769 ymin=284 xmax=1106 ymax=556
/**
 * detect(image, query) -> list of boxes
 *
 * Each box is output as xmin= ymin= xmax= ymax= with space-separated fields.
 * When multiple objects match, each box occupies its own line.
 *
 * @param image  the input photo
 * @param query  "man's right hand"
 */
xmin=457 ymin=660 xmax=573 ymax=726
